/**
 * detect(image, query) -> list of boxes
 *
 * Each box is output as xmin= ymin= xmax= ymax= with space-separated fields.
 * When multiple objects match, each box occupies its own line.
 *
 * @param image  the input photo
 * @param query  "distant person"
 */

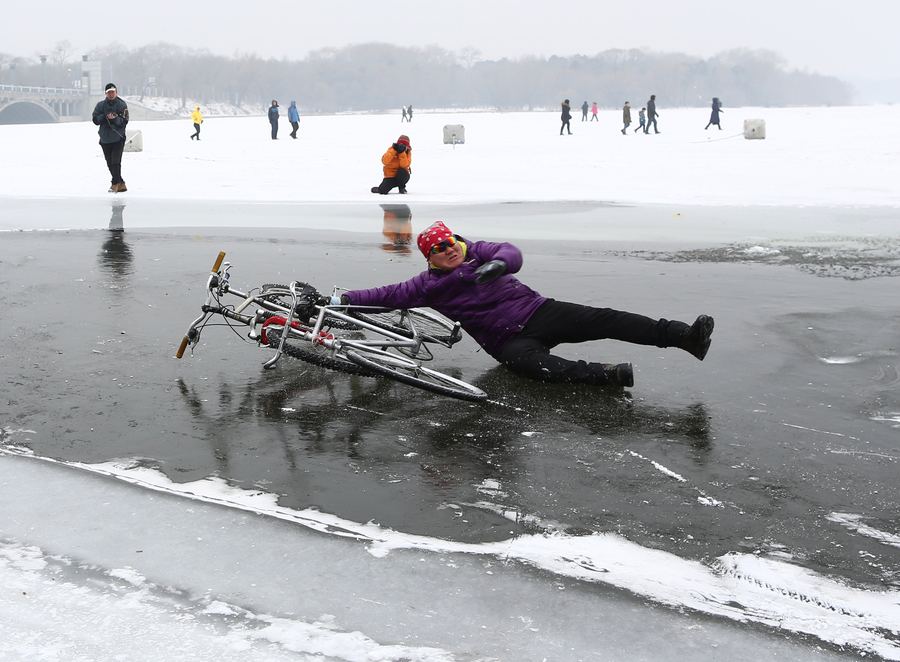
xmin=560 ymin=99 xmax=572 ymax=135
xmin=268 ymin=100 xmax=279 ymax=140
xmin=621 ymin=101 xmax=631 ymax=134
xmin=288 ymin=101 xmax=300 ymax=139
xmin=582 ymin=101 xmax=589 ymax=121
xmin=92 ymin=83 xmax=129 ymax=193
xmin=645 ymin=94 xmax=659 ymax=134
xmin=336 ymin=221 xmax=715 ymax=388
xmin=705 ymin=97 xmax=724 ymax=130
xmin=401 ymin=106 xmax=409 ymax=122
xmin=591 ymin=102 xmax=599 ymax=121
xmin=371 ymin=134 xmax=412 ymax=195
xmin=189 ymin=106 xmax=203 ymax=140
xmin=635 ymin=107 xmax=646 ymax=133
xmin=407 ymin=105 xmax=414 ymax=122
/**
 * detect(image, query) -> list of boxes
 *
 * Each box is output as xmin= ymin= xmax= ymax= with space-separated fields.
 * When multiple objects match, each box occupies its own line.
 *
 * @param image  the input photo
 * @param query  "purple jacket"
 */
xmin=345 ymin=238 xmax=547 ymax=358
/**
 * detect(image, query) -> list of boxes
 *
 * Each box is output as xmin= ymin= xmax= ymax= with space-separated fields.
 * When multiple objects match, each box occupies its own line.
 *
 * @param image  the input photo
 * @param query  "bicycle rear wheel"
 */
xmin=349 ymin=308 xmax=462 ymax=346
xmin=346 ymin=349 xmax=486 ymax=402
xmin=265 ymin=328 xmax=376 ymax=377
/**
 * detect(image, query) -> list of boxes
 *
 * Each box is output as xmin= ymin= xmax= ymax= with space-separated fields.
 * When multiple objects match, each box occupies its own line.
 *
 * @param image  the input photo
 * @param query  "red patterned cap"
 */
xmin=417 ymin=221 xmax=453 ymax=258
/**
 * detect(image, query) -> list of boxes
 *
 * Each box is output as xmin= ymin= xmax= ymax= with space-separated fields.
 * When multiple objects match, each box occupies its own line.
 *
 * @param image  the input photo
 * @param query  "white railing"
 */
xmin=0 ymin=85 xmax=86 ymax=95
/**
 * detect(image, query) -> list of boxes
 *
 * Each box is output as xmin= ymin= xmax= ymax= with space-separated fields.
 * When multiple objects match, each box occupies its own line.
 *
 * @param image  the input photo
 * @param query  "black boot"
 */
xmin=679 ymin=315 xmax=715 ymax=360
xmin=603 ymin=362 xmax=634 ymax=387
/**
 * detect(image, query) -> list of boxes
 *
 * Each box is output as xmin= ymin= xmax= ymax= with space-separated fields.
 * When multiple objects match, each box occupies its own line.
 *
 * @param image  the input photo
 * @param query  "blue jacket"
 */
xmin=288 ymin=103 xmax=299 ymax=122
xmin=346 ymin=239 xmax=547 ymax=358
xmin=92 ymin=97 xmax=129 ymax=144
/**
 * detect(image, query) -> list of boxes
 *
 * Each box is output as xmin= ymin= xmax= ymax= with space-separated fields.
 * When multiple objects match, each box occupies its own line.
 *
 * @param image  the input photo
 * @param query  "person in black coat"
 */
xmin=644 ymin=94 xmax=659 ymax=134
xmin=560 ymin=100 xmax=572 ymax=135
xmin=705 ymin=97 xmax=723 ymax=130
xmin=91 ymin=83 xmax=130 ymax=193
xmin=268 ymin=101 xmax=279 ymax=139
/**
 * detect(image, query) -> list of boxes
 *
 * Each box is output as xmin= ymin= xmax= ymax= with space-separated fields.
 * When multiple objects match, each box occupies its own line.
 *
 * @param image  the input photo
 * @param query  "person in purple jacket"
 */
xmin=338 ymin=221 xmax=714 ymax=387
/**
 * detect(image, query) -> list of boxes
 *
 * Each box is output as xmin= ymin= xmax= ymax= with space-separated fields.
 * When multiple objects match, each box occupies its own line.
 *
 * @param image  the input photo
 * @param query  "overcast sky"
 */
xmin=3 ymin=0 xmax=897 ymax=82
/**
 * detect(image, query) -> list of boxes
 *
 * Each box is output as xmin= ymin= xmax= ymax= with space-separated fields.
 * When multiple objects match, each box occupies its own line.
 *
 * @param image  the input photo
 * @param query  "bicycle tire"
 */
xmin=345 ymin=349 xmax=487 ymax=402
xmin=265 ymin=328 xmax=377 ymax=377
xmin=349 ymin=308 xmax=461 ymax=345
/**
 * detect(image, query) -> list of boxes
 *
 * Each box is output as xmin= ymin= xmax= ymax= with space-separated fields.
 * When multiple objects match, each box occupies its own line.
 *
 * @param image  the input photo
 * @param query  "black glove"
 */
xmin=394 ymin=143 xmax=407 ymax=153
xmin=474 ymin=259 xmax=507 ymax=284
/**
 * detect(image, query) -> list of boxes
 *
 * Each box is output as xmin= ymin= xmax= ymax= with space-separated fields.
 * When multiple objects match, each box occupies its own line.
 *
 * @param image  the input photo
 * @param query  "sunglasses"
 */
xmin=429 ymin=236 xmax=458 ymax=255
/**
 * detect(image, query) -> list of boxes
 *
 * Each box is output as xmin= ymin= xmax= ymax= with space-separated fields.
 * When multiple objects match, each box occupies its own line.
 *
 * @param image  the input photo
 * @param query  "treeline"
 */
xmin=1 ymin=41 xmax=853 ymax=110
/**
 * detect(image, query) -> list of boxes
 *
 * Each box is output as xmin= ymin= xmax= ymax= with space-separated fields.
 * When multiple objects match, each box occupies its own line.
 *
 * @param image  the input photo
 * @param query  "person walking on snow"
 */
xmin=560 ymin=99 xmax=572 ymax=135
xmin=401 ymin=106 xmax=409 ymax=122
xmin=582 ymin=101 xmax=589 ymax=121
xmin=705 ymin=97 xmax=723 ymax=130
xmin=268 ymin=100 xmax=279 ymax=139
xmin=189 ymin=106 xmax=203 ymax=140
xmin=406 ymin=105 xmax=414 ymax=122
xmin=92 ymin=83 xmax=129 ymax=193
xmin=622 ymin=102 xmax=631 ymax=134
xmin=371 ymin=134 xmax=412 ymax=195
xmin=635 ymin=107 xmax=646 ymax=133
xmin=332 ymin=221 xmax=715 ymax=387
xmin=288 ymin=101 xmax=300 ymax=139
xmin=591 ymin=102 xmax=599 ymax=121
xmin=645 ymin=95 xmax=659 ymax=134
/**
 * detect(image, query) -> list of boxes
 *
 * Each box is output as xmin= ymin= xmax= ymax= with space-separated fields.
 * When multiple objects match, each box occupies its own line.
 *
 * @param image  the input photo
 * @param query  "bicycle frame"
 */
xmin=177 ymin=252 xmax=459 ymax=370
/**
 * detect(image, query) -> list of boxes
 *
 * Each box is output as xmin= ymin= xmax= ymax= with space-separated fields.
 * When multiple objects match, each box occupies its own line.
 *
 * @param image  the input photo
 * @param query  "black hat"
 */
xmin=105 ymin=83 xmax=117 ymax=92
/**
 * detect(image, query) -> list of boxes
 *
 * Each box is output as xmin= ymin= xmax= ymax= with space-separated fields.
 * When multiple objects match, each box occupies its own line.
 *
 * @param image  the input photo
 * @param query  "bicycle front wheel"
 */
xmin=346 ymin=349 xmax=487 ymax=402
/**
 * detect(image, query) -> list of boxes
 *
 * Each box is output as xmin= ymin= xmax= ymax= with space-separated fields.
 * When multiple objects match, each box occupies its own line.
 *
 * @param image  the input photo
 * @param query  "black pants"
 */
xmin=101 ymin=140 xmax=125 ymax=185
xmin=497 ymin=299 xmax=688 ymax=385
xmin=270 ymin=121 xmax=278 ymax=139
xmin=376 ymin=168 xmax=410 ymax=194
xmin=645 ymin=118 xmax=658 ymax=134
xmin=290 ymin=121 xmax=299 ymax=138
xmin=191 ymin=122 xmax=201 ymax=139
xmin=560 ymin=120 xmax=571 ymax=135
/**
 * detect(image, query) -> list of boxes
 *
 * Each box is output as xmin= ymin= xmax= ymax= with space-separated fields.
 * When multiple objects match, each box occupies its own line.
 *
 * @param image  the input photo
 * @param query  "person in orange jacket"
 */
xmin=371 ymin=134 xmax=411 ymax=195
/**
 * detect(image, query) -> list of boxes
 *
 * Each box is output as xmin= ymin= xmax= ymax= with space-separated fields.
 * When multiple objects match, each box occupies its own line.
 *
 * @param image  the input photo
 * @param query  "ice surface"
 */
xmin=3 ymin=446 xmax=896 ymax=661
xmin=2 ymin=105 xmax=899 ymax=660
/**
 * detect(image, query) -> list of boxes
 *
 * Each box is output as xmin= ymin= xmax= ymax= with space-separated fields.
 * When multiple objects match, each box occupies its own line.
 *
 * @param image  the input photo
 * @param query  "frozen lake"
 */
xmin=1 ymin=108 xmax=899 ymax=660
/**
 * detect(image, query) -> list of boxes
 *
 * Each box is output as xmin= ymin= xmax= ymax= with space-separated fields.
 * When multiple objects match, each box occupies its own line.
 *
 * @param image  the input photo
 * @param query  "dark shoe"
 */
xmin=604 ymin=363 xmax=634 ymax=387
xmin=680 ymin=315 xmax=714 ymax=360
xmin=398 ymin=187 xmax=407 ymax=194
xmin=371 ymin=187 xmax=380 ymax=194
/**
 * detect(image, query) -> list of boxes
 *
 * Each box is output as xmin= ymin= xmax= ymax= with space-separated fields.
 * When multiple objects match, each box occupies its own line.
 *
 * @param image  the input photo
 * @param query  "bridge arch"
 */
xmin=0 ymin=99 xmax=60 ymax=124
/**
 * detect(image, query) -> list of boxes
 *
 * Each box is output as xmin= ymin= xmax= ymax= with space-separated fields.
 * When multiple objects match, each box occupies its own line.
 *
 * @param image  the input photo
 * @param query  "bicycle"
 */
xmin=176 ymin=252 xmax=488 ymax=402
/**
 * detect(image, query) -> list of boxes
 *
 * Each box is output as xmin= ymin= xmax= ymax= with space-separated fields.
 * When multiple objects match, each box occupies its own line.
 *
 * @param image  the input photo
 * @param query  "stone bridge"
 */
xmin=0 ymin=86 xmax=89 ymax=124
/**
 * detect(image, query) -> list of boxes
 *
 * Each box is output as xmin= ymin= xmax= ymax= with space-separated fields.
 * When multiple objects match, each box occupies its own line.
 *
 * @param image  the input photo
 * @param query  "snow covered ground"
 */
xmin=1 ymin=103 xmax=899 ymax=208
